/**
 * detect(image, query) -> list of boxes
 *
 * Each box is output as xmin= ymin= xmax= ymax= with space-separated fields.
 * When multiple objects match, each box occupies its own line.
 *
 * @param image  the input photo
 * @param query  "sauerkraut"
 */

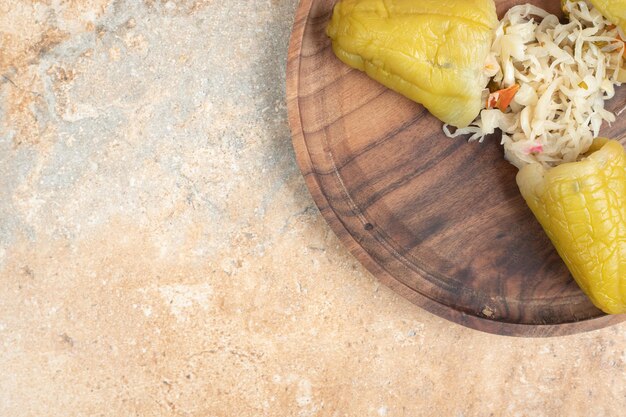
xmin=444 ymin=1 xmax=625 ymax=169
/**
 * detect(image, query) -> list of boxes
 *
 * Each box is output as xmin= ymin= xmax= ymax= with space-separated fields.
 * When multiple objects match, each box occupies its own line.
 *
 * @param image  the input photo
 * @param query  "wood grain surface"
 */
xmin=286 ymin=0 xmax=626 ymax=336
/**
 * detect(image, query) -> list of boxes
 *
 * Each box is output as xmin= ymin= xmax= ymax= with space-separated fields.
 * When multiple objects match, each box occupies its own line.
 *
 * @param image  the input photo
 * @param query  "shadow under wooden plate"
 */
xmin=286 ymin=0 xmax=626 ymax=336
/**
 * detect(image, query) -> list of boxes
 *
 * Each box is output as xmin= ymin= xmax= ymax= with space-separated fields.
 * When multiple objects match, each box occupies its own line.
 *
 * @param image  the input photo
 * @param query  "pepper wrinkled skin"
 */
xmin=517 ymin=140 xmax=626 ymax=314
xmin=326 ymin=0 xmax=498 ymax=127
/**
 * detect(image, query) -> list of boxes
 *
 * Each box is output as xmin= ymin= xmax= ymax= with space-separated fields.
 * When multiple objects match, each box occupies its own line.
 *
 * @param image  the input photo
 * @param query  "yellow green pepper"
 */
xmin=589 ymin=0 xmax=626 ymax=33
xmin=517 ymin=140 xmax=626 ymax=314
xmin=326 ymin=0 xmax=498 ymax=127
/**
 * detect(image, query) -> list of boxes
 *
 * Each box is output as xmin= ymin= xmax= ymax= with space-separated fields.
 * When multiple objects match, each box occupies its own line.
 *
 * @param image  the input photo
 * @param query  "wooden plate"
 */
xmin=286 ymin=0 xmax=626 ymax=336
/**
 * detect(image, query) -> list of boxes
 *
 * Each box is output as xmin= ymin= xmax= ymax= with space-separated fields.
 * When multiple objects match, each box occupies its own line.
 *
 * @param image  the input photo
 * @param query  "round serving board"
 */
xmin=286 ymin=0 xmax=626 ymax=336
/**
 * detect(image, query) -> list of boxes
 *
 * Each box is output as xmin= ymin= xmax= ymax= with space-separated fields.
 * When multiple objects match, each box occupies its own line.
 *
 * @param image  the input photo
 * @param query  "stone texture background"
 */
xmin=1 ymin=1 xmax=626 ymax=416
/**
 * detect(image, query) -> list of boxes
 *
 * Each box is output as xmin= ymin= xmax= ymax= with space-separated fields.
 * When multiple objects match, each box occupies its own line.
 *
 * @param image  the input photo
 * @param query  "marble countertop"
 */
xmin=2 ymin=1 xmax=626 ymax=415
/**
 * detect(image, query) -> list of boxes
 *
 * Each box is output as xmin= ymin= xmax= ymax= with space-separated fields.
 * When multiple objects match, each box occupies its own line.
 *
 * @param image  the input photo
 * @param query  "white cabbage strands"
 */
xmin=444 ymin=1 xmax=624 ymax=169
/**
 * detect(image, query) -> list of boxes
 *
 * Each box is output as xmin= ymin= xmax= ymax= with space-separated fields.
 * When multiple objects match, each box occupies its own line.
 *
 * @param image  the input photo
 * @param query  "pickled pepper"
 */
xmin=517 ymin=140 xmax=626 ymax=314
xmin=326 ymin=0 xmax=498 ymax=127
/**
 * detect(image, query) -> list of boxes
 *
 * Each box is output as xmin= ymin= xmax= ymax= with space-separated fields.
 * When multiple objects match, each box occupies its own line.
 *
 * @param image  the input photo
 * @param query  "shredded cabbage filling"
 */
xmin=444 ymin=1 xmax=625 ymax=169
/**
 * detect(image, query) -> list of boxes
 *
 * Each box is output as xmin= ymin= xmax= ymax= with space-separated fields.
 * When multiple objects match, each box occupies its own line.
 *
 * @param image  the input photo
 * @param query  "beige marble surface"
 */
xmin=2 ymin=1 xmax=626 ymax=416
